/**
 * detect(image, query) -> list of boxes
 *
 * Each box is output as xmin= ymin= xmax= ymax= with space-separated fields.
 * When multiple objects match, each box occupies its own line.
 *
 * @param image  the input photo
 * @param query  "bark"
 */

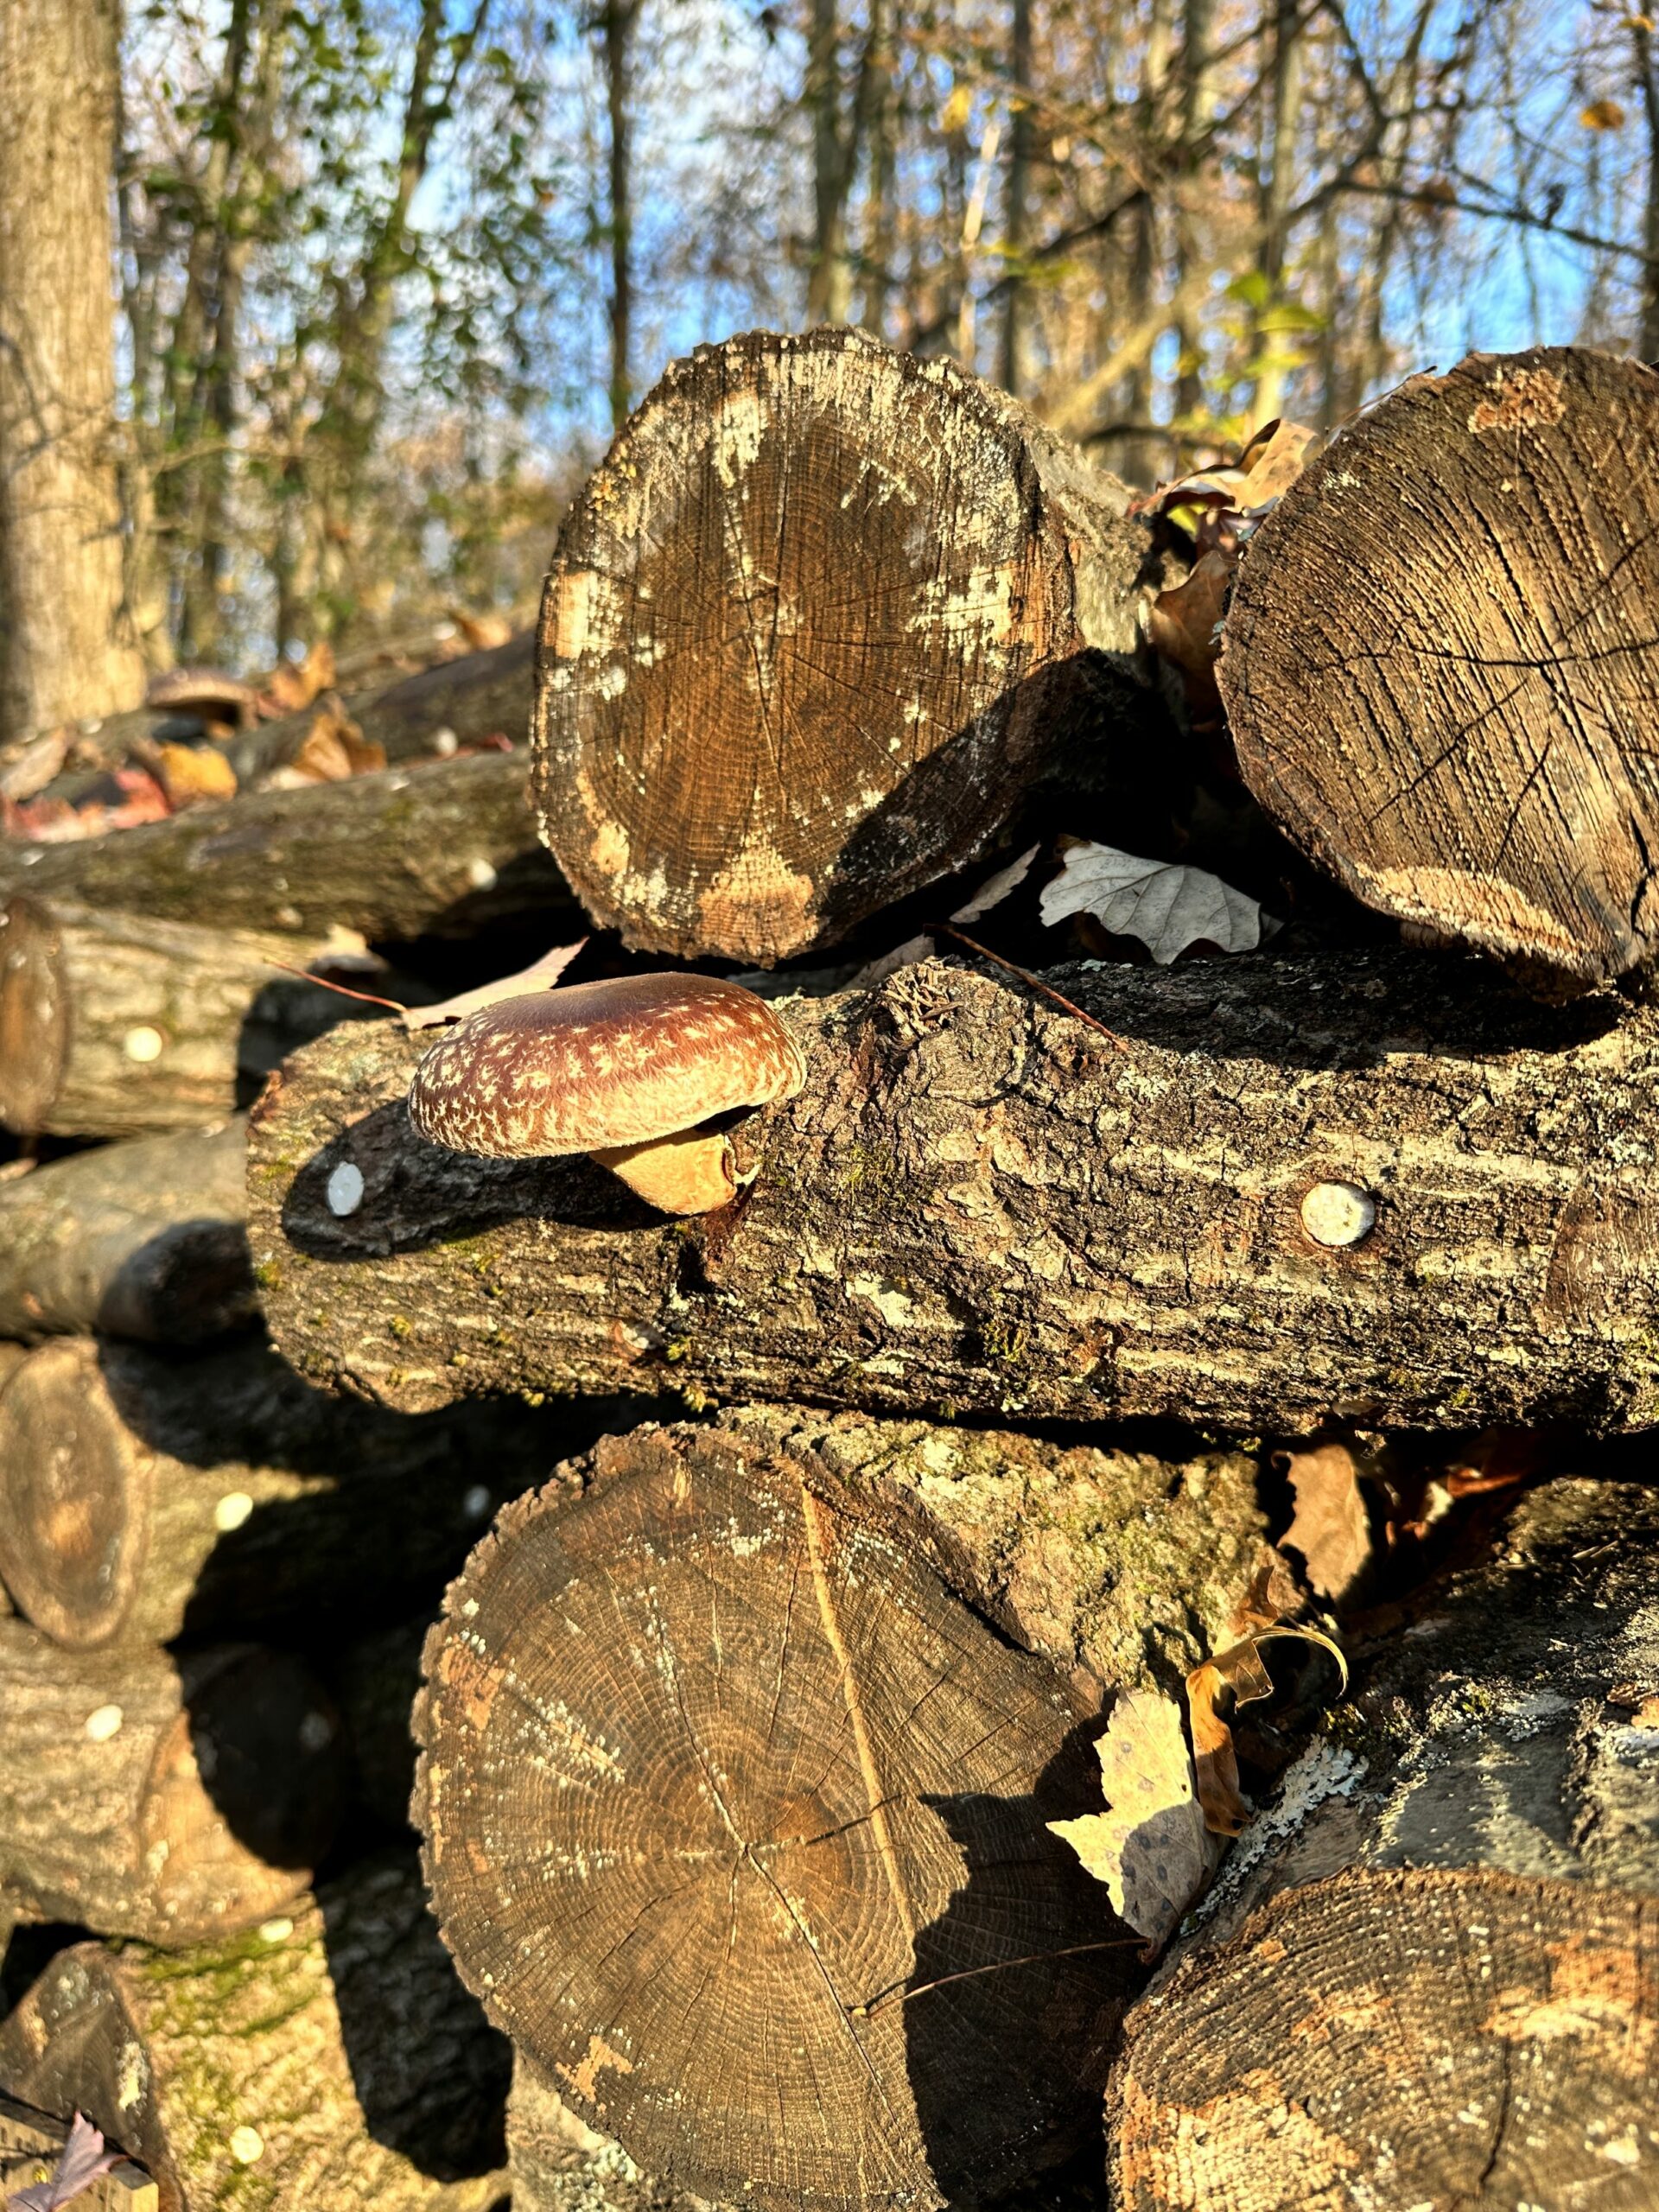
xmin=0 ymin=0 xmax=145 ymax=740
xmin=0 ymin=1850 xmax=509 ymax=2212
xmin=414 ymin=1411 xmax=1154 ymax=2212
xmin=0 ymin=748 xmax=567 ymax=943
xmin=0 ymin=1621 xmax=346 ymax=1944
xmin=998 ymin=0 xmax=1034 ymax=398
xmin=531 ymin=327 xmax=1161 ymax=964
xmin=0 ymin=1119 xmax=252 ymax=1343
xmin=600 ymin=0 xmax=640 ymax=428
xmin=1220 ymin=346 xmax=1659 ymax=991
xmin=0 ymin=898 xmax=373 ymax=1139
xmin=252 ymin=949 xmax=1659 ymax=1434
xmin=1106 ymin=1470 xmax=1659 ymax=2208
xmin=508 ymin=2057 xmax=706 ymax=2212
xmin=0 ymin=1333 xmax=613 ymax=1651
xmin=0 ymin=2096 xmax=156 ymax=2211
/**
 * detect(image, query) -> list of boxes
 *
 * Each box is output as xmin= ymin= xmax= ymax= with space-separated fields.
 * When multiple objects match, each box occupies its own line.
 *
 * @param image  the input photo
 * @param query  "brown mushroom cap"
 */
xmin=408 ymin=971 xmax=806 ymax=1159
xmin=144 ymin=666 xmax=259 ymax=719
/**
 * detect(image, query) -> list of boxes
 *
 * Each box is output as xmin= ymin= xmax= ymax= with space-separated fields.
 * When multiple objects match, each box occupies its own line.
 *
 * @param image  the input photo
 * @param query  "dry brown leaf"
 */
xmin=156 ymin=741 xmax=238 ymax=808
xmin=259 ymin=640 xmax=336 ymax=717
xmin=950 ymin=843 xmax=1040 ymax=925
xmin=1147 ymin=548 xmax=1235 ymax=728
xmin=1187 ymin=1624 xmax=1348 ymax=1836
xmin=402 ymin=939 xmax=588 ymax=1031
xmin=285 ymin=700 xmax=386 ymax=783
xmin=1229 ymin=1545 xmax=1303 ymax=1637
xmin=453 ymin=609 xmax=514 ymax=652
xmin=1236 ymin=417 xmax=1318 ymax=505
xmin=1048 ymin=1690 xmax=1220 ymax=1955
xmin=1282 ymin=1440 xmax=1374 ymax=1605
xmin=1039 ymin=839 xmax=1267 ymax=963
xmin=850 ymin=932 xmax=937 ymax=988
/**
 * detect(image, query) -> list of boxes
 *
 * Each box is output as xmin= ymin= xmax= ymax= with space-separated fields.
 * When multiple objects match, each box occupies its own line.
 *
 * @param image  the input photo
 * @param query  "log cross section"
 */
xmin=413 ymin=1425 xmax=1122 ymax=2212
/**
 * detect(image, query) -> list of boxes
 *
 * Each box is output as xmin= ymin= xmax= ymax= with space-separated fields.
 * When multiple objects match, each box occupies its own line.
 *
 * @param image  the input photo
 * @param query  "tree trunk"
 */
xmin=601 ymin=0 xmax=640 ymax=429
xmin=0 ymin=1622 xmax=345 ymax=1944
xmin=997 ymin=0 xmax=1034 ymax=398
xmin=531 ymin=327 xmax=1160 ymax=965
xmin=252 ymin=950 xmax=1659 ymax=1434
xmin=0 ymin=1119 xmax=252 ymax=1343
xmin=0 ymin=2097 xmax=156 ymax=2211
xmin=0 ymin=1333 xmax=617 ymax=1651
xmin=0 ymin=897 xmax=374 ymax=1138
xmin=0 ymin=750 xmax=566 ymax=944
xmin=0 ymin=0 xmax=144 ymax=741
xmin=0 ymin=1850 xmax=509 ymax=2212
xmin=1220 ymin=346 xmax=1659 ymax=992
xmin=413 ymin=1410 xmax=1170 ymax=2212
xmin=1106 ymin=1468 xmax=1659 ymax=2208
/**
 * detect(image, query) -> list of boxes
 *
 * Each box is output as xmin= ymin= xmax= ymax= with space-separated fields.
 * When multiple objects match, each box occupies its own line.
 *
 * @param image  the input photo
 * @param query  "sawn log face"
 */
xmin=251 ymin=950 xmax=1659 ymax=1433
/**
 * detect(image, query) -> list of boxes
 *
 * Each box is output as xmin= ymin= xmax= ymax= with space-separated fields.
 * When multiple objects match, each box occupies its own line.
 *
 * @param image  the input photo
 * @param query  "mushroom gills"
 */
xmin=590 ymin=1129 xmax=736 ymax=1215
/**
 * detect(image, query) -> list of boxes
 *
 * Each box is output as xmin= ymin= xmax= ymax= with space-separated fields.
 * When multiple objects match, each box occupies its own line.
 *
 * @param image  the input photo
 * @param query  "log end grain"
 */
xmin=1221 ymin=347 xmax=1659 ymax=989
xmin=1108 ymin=1866 xmax=1659 ymax=2212
xmin=414 ymin=1420 xmax=1133 ymax=2211
xmin=0 ymin=897 xmax=67 ymax=1132
xmin=533 ymin=327 xmax=1143 ymax=965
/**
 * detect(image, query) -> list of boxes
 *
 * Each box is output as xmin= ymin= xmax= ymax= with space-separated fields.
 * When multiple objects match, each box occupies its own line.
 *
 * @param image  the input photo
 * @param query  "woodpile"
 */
xmin=3 ymin=336 xmax=1657 ymax=2212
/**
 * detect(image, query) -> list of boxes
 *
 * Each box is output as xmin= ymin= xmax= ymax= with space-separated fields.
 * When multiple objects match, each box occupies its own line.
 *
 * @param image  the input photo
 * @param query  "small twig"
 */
xmin=931 ymin=925 xmax=1130 ymax=1052
xmin=848 ymin=1937 xmax=1144 ymax=2018
xmin=263 ymin=959 xmax=410 ymax=1016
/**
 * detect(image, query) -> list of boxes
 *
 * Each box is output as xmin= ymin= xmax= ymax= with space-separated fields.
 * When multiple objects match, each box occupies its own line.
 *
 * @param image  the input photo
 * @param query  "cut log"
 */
xmin=0 ymin=1850 xmax=509 ymax=2212
xmin=532 ymin=327 xmax=1162 ymax=965
xmin=0 ymin=1620 xmax=345 ymax=1944
xmin=253 ymin=949 xmax=1659 ymax=1433
xmin=0 ymin=2096 xmax=156 ymax=2211
xmin=1220 ymin=347 xmax=1659 ymax=992
xmin=508 ymin=2057 xmax=708 ymax=2212
xmin=0 ymin=750 xmax=569 ymax=942
xmin=0 ymin=1334 xmax=606 ymax=1651
xmin=0 ymin=898 xmax=385 ymax=1139
xmin=0 ymin=1120 xmax=252 ymax=1343
xmin=1106 ymin=1470 xmax=1659 ymax=2208
xmin=413 ymin=1408 xmax=1266 ymax=2211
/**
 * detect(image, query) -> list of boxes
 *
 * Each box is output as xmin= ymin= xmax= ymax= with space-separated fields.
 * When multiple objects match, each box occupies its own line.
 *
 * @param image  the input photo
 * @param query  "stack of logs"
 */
xmin=3 ymin=332 xmax=1659 ymax=2212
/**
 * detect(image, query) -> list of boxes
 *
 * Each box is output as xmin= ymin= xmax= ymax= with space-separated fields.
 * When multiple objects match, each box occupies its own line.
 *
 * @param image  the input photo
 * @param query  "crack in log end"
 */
xmin=414 ymin=1426 xmax=1128 ymax=2211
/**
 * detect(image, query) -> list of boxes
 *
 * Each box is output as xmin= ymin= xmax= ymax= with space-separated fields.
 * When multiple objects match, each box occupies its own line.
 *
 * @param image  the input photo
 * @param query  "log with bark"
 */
xmin=1221 ymin=346 xmax=1659 ymax=993
xmin=0 ymin=898 xmax=389 ymax=1139
xmin=253 ymin=949 xmax=1659 ymax=1434
xmin=0 ymin=1850 xmax=509 ymax=2212
xmin=1105 ymin=1468 xmax=1659 ymax=2209
xmin=0 ymin=1621 xmax=346 ymax=1944
xmin=0 ymin=1334 xmax=612 ymax=1651
xmin=532 ymin=327 xmax=1169 ymax=966
xmin=0 ymin=1120 xmax=252 ymax=1343
xmin=0 ymin=750 xmax=569 ymax=942
xmin=414 ymin=1406 xmax=1271 ymax=2212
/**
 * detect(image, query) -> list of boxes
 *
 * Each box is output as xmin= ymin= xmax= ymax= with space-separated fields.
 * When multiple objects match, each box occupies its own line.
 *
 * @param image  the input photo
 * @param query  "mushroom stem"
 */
xmin=590 ymin=1130 xmax=736 ymax=1216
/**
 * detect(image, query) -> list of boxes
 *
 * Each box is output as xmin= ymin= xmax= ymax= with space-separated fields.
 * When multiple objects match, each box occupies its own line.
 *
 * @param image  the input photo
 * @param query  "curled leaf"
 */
xmin=1186 ymin=1624 xmax=1348 ymax=1836
xmin=950 ymin=842 xmax=1039 ymax=925
xmin=9 ymin=2111 xmax=124 ymax=2210
xmin=402 ymin=938 xmax=588 ymax=1030
xmin=1048 ymin=1690 xmax=1220 ymax=1955
xmin=1282 ymin=1440 xmax=1374 ymax=1605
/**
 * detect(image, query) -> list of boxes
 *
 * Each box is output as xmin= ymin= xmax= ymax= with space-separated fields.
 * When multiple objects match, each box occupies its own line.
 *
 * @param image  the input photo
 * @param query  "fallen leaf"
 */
xmin=157 ymin=741 xmax=238 ymax=808
xmin=282 ymin=699 xmax=386 ymax=784
xmin=1048 ymin=1690 xmax=1220 ymax=1955
xmin=259 ymin=640 xmax=336 ymax=716
xmin=403 ymin=938 xmax=588 ymax=1030
xmin=1235 ymin=416 xmax=1318 ymax=506
xmin=9 ymin=2111 xmax=124 ymax=2210
xmin=850 ymin=933 xmax=937 ymax=989
xmin=1039 ymin=840 xmax=1268 ymax=963
xmin=453 ymin=609 xmax=514 ymax=652
xmin=951 ymin=842 xmax=1040 ymax=925
xmin=1188 ymin=1624 xmax=1348 ymax=1835
xmin=1147 ymin=549 xmax=1236 ymax=726
xmin=1282 ymin=1440 xmax=1374 ymax=1605
xmin=1230 ymin=1545 xmax=1304 ymax=1637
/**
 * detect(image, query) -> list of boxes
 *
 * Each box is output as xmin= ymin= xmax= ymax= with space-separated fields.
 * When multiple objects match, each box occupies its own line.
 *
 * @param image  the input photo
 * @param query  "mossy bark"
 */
xmin=508 ymin=2057 xmax=707 ymax=2212
xmin=0 ymin=1850 xmax=509 ymax=2212
xmin=0 ymin=1120 xmax=252 ymax=1344
xmin=0 ymin=1623 xmax=345 ymax=1944
xmin=252 ymin=949 xmax=1659 ymax=1433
